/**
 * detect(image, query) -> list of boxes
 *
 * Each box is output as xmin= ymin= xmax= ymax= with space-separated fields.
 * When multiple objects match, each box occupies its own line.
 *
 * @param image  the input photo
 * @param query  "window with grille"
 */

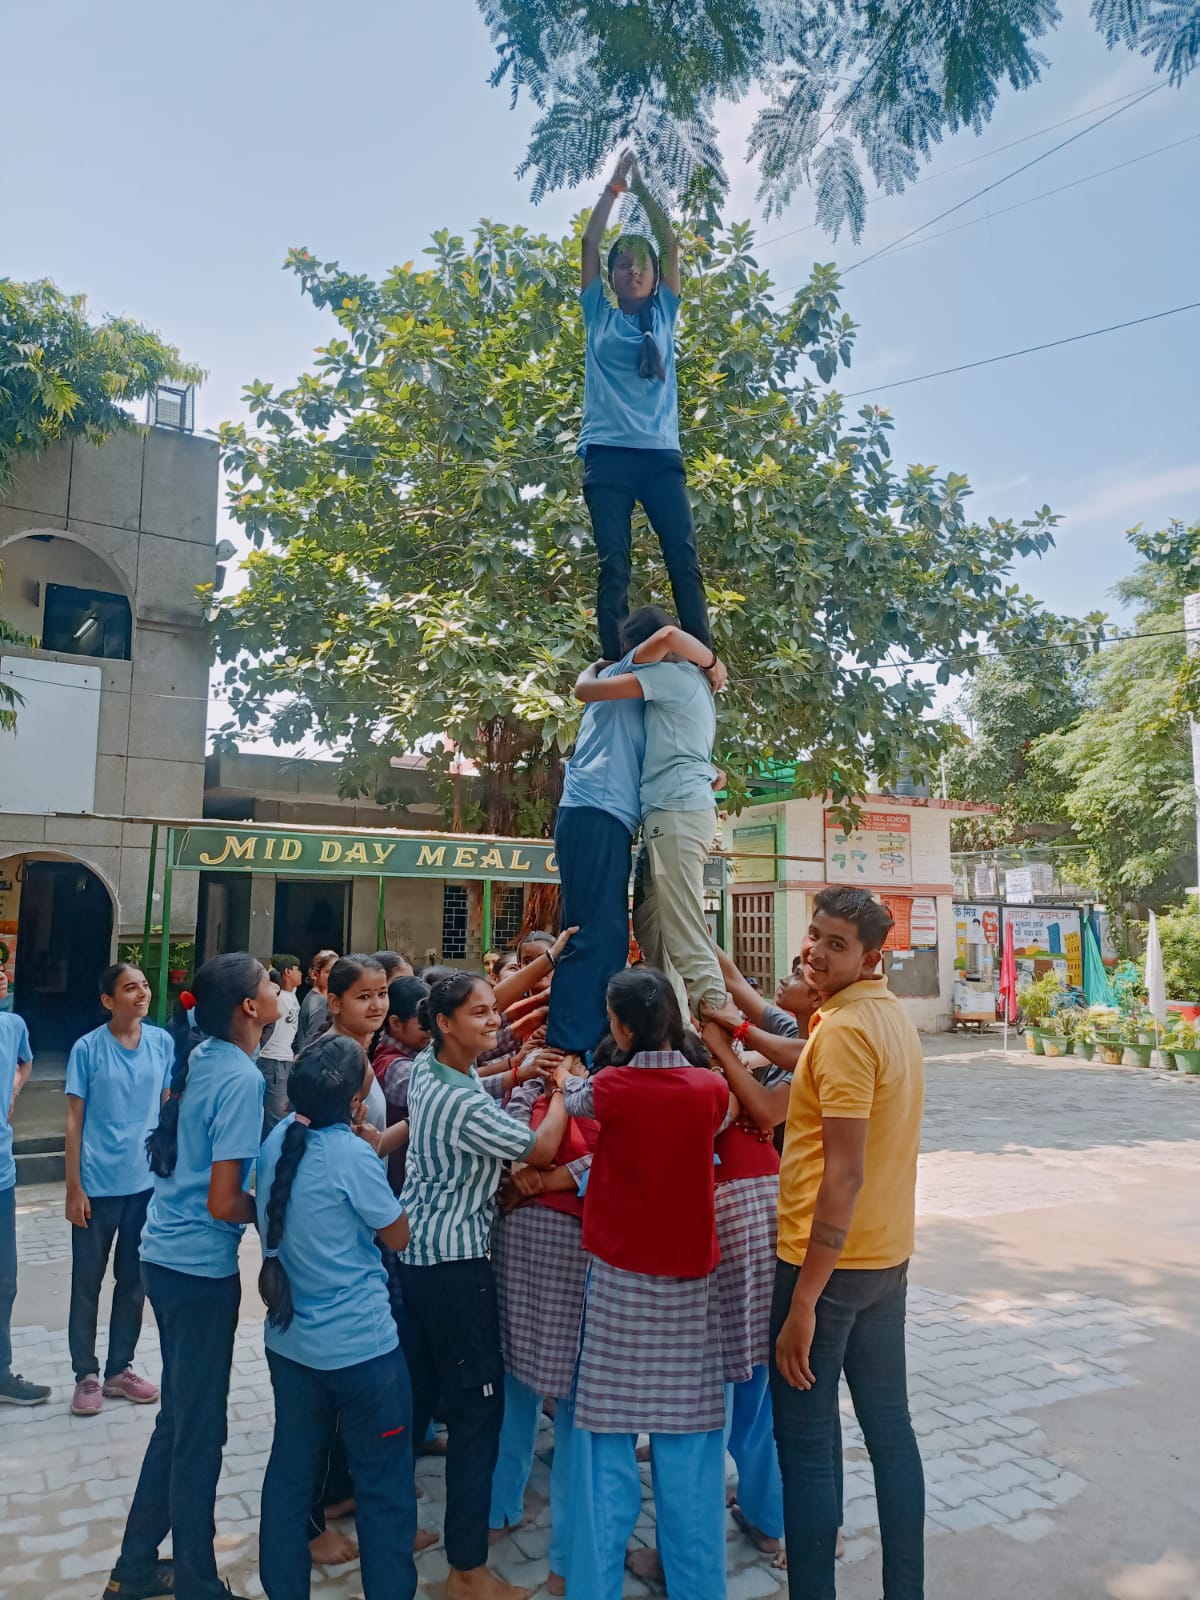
xmin=491 ymin=885 xmax=526 ymax=952
xmin=733 ymin=892 xmax=776 ymax=992
xmin=441 ymin=883 xmax=468 ymax=960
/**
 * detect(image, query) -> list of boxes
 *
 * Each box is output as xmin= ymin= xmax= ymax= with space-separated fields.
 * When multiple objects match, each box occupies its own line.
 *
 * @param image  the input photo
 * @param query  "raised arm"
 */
xmin=702 ymin=1025 xmax=790 ymax=1135
xmin=492 ymin=927 xmax=578 ymax=1013
xmin=715 ymin=947 xmax=770 ymax=1025
xmin=575 ymin=660 xmax=645 ymax=703
xmin=632 ymin=625 xmax=725 ymax=691
xmin=629 ymin=155 xmax=680 ymax=296
xmin=583 ymin=150 xmax=635 ymax=290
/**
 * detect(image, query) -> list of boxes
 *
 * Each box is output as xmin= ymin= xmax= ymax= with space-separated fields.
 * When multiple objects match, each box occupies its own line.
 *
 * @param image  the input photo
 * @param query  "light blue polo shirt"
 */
xmin=65 ymin=1023 xmax=174 ymax=1198
xmin=560 ymin=649 xmax=646 ymax=834
xmin=635 ymin=660 xmax=718 ymax=815
xmin=257 ymin=1119 xmax=402 ymax=1371
xmin=140 ymin=1036 xmax=265 ymax=1279
xmin=578 ymin=277 xmax=681 ymax=454
xmin=0 ymin=1013 xmax=32 ymax=1192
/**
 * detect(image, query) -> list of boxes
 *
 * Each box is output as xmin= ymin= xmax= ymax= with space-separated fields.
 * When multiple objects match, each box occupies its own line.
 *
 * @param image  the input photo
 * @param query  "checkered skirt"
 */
xmin=573 ymin=1258 xmax=726 ymax=1434
xmin=493 ymin=1203 xmax=587 ymax=1398
xmin=714 ymin=1174 xmax=780 ymax=1383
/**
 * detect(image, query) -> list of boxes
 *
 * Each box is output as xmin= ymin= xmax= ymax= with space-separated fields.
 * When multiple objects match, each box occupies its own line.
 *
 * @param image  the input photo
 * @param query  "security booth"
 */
xmin=142 ymin=818 xmax=561 ymax=1024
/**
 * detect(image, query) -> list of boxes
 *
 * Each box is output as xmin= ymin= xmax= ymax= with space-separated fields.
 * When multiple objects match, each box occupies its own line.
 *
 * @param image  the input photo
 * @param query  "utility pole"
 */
xmin=1185 ymin=594 xmax=1200 ymax=895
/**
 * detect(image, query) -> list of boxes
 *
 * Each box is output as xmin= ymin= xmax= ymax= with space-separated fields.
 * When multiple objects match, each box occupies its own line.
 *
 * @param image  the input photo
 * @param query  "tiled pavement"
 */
xmin=3 ymin=1040 xmax=1198 ymax=1598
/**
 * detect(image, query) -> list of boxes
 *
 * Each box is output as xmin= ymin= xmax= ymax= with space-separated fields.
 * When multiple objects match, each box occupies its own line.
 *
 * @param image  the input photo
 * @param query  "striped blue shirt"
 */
xmin=400 ymin=1045 xmax=536 ymax=1266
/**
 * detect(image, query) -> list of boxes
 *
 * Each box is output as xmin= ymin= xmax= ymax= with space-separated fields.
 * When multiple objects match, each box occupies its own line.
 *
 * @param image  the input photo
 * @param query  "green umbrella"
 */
xmin=1083 ymin=921 xmax=1114 ymax=1007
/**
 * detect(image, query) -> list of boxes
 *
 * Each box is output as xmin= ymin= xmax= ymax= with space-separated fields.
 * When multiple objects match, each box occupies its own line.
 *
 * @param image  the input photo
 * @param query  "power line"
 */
xmin=839 ymin=299 xmax=1200 ymax=399
xmin=841 ymin=82 xmax=1166 ymax=275
xmin=754 ymin=84 xmax=1159 ymax=253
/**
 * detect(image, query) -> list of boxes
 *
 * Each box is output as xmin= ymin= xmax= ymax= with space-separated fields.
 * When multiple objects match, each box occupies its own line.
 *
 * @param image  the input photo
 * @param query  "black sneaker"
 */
xmin=101 ymin=1560 xmax=174 ymax=1598
xmin=0 ymin=1372 xmax=51 ymax=1405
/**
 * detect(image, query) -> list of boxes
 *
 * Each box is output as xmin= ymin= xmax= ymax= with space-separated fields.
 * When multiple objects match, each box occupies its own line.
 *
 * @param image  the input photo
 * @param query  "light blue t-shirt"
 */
xmin=560 ymin=649 xmax=646 ymax=834
xmin=0 ymin=1013 xmax=32 ymax=1191
xmin=140 ymin=1035 xmax=265 ymax=1279
xmin=635 ymin=660 xmax=718 ymax=816
xmin=257 ymin=1118 xmax=402 ymax=1370
xmin=65 ymin=1023 xmax=174 ymax=1198
xmin=578 ymin=277 xmax=681 ymax=454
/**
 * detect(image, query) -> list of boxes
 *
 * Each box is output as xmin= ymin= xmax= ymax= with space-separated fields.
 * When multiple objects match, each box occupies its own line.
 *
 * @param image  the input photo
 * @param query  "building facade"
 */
xmin=0 ymin=428 xmax=216 ymax=1056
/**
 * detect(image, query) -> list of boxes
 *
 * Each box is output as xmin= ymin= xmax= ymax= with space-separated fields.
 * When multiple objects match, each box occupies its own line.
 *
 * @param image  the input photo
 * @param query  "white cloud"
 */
xmin=1059 ymin=464 xmax=1200 ymax=529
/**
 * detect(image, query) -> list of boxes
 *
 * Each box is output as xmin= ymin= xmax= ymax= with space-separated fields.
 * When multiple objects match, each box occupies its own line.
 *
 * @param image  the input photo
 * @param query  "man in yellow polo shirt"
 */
xmin=770 ymin=887 xmax=926 ymax=1599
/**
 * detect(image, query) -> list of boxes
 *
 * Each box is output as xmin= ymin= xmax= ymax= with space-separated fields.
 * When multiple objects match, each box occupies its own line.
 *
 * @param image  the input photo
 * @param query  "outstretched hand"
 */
xmin=551 ymin=924 xmax=580 ymax=961
xmin=610 ymin=148 xmax=636 ymax=190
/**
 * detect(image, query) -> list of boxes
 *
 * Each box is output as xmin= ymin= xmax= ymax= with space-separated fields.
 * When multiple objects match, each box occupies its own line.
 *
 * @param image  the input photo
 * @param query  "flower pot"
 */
xmin=1175 ymin=1049 xmax=1200 ymax=1074
xmin=1042 ymin=1037 xmax=1073 ymax=1058
xmin=1074 ymin=1040 xmax=1095 ymax=1061
xmin=168 ymin=969 xmax=187 ymax=985
xmin=1025 ymin=1030 xmax=1045 ymax=1055
xmin=1124 ymin=1044 xmax=1154 ymax=1068
xmin=1136 ymin=1029 xmax=1158 ymax=1048
xmin=1098 ymin=1038 xmax=1124 ymax=1065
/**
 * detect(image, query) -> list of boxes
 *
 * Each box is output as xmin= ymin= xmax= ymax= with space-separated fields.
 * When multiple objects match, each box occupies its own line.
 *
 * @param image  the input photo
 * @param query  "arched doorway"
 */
xmin=4 ymin=856 xmax=114 ymax=1068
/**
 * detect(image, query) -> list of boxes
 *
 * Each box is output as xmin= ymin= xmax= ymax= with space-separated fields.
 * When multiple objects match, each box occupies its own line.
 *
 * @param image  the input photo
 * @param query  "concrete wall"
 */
xmin=0 ymin=430 xmax=217 ymax=939
xmin=731 ymin=795 xmax=960 ymax=1031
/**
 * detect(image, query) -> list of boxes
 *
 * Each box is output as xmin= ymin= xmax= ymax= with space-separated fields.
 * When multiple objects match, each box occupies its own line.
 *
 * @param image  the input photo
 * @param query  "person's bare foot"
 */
xmin=446 ymin=1566 xmax=533 ymax=1600
xmin=771 ymin=1545 xmax=788 ymax=1570
xmin=625 ymin=1547 xmax=665 ymax=1588
xmin=542 ymin=1395 xmax=558 ymax=1420
xmin=635 ymin=1440 xmax=652 ymax=1463
xmin=414 ymin=1527 xmax=440 ymax=1553
xmin=324 ymin=1497 xmax=356 ymax=1519
xmin=731 ymin=1504 xmax=782 ymax=1558
xmin=546 ymin=1574 xmax=566 ymax=1597
xmin=837 ymin=1527 xmax=846 ymax=1559
xmin=309 ymin=1528 xmax=358 ymax=1566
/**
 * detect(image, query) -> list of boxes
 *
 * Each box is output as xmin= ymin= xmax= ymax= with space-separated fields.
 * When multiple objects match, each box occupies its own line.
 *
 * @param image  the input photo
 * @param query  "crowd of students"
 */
xmin=0 ymin=149 xmax=929 ymax=1600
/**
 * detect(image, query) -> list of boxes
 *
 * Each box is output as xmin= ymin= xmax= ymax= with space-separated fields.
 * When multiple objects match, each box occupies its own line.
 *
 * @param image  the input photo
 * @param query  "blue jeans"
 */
xmin=0 ymin=1183 xmax=16 ymax=1378
xmin=566 ymin=1427 xmax=727 ymax=1600
xmin=261 ymin=1345 xmax=418 ymax=1600
xmin=770 ymin=1259 xmax=924 ymax=1600
xmin=546 ymin=806 xmax=635 ymax=1055
xmin=115 ymin=1263 xmax=241 ymax=1599
xmin=68 ymin=1189 xmax=151 ymax=1380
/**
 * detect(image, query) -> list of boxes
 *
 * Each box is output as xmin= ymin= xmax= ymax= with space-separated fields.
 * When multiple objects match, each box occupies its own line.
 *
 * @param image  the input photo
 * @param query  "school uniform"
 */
xmin=0 ymin=1012 xmax=33 ymax=1385
xmin=489 ymin=1084 xmax=598 ymax=1571
xmin=64 ymin=1022 xmax=174 ymax=1383
xmin=398 ymin=1044 xmax=537 ymax=1575
xmin=562 ymin=1051 xmax=729 ymax=1600
xmin=111 ymin=1036 xmax=264 ymax=1600
xmin=256 ymin=1119 xmax=417 ymax=1600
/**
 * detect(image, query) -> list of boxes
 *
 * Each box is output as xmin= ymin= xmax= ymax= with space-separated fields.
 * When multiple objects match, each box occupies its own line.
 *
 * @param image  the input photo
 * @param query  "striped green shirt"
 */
xmin=400 ymin=1045 xmax=537 ymax=1266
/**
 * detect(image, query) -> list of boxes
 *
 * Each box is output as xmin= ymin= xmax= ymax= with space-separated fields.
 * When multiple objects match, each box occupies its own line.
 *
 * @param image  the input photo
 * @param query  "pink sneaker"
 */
xmin=71 ymin=1375 xmax=104 ymax=1416
xmin=102 ymin=1368 xmax=160 ymax=1404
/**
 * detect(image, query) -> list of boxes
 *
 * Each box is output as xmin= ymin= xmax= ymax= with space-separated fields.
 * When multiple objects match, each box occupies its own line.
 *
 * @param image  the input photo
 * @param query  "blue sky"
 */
xmin=6 ymin=1 xmax=1199 ymax=736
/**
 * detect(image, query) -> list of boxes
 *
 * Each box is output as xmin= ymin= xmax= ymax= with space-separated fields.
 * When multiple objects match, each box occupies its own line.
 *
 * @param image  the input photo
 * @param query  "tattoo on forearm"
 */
xmin=810 ymin=1219 xmax=848 ymax=1251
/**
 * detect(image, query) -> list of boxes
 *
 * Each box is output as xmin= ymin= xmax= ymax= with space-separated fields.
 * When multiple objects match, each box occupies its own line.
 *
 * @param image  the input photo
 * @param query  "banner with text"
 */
xmin=825 ymin=811 xmax=912 ymax=886
xmin=172 ymin=826 xmax=559 ymax=883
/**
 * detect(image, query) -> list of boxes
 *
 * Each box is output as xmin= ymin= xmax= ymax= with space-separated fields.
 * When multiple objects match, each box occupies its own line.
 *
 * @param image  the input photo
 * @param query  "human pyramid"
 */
xmin=0 ymin=152 xmax=928 ymax=1600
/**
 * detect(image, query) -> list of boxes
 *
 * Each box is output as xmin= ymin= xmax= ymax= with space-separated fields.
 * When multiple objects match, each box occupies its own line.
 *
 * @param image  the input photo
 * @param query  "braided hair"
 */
xmin=146 ymin=953 xmax=266 ymax=1178
xmin=258 ymin=1033 xmax=369 ymax=1331
xmin=607 ymin=235 xmax=666 ymax=381
xmin=605 ymin=965 xmax=689 ymax=1060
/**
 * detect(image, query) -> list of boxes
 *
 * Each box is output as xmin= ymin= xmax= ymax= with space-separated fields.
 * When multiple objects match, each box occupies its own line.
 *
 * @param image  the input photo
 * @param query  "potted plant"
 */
xmin=1019 ymin=972 xmax=1060 ymax=1054
xmin=1041 ymin=1011 xmax=1075 ymax=1058
xmin=1089 ymin=1005 xmax=1125 ymax=1065
xmin=1073 ymin=1012 xmax=1097 ymax=1062
xmin=1170 ymin=1019 xmax=1200 ymax=1074
xmin=1121 ymin=1014 xmax=1154 ymax=1068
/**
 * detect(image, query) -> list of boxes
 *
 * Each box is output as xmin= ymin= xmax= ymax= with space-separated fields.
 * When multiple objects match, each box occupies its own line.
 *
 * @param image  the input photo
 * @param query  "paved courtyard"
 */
xmin=3 ymin=1038 xmax=1198 ymax=1599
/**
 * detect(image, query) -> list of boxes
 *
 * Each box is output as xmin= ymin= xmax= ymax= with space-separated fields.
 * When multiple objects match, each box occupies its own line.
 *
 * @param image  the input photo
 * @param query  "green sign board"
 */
xmin=172 ymin=825 xmax=559 ymax=883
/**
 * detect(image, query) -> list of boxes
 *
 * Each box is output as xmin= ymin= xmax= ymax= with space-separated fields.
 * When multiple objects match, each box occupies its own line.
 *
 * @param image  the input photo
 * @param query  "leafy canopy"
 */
xmin=478 ymin=0 xmax=1200 ymax=239
xmin=212 ymin=214 xmax=1060 ymax=836
xmin=0 ymin=277 xmax=203 ymax=491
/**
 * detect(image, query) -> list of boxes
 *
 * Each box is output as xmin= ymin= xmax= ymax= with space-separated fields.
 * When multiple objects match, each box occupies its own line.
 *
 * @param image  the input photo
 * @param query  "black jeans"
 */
xmin=114 ymin=1263 xmax=241 ymax=1599
xmin=0 ymin=1183 xmax=16 ymax=1379
xmin=770 ymin=1259 xmax=924 ymax=1600
xmin=261 ymin=1346 xmax=417 ymax=1600
xmin=546 ymin=805 xmax=635 ymax=1054
xmin=583 ymin=445 xmax=711 ymax=662
xmin=68 ymin=1189 xmax=151 ymax=1380
xmin=399 ymin=1257 xmax=506 ymax=1573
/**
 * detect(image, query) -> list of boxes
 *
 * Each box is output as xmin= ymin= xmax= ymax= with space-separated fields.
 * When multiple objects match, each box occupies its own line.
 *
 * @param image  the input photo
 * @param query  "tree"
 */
xmin=0 ymin=277 xmax=203 ymax=490
xmin=943 ymin=642 xmax=1092 ymax=849
xmin=1035 ymin=534 xmax=1196 ymax=910
xmin=478 ymin=0 xmax=1199 ymax=239
xmin=211 ymin=215 xmax=1060 ymax=836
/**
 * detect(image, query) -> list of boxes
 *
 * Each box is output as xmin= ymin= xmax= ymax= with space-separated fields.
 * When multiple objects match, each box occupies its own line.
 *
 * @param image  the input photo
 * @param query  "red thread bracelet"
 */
xmin=608 ymin=181 xmax=627 ymax=196
xmin=732 ymin=1019 xmax=753 ymax=1046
